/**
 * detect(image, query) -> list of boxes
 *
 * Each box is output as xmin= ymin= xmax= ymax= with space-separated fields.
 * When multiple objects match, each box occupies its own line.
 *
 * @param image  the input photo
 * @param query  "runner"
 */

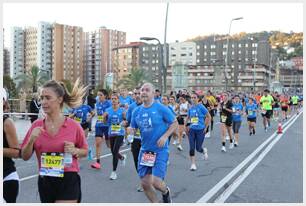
xmin=219 ymin=92 xmax=234 ymax=152
xmin=103 ymin=93 xmax=127 ymax=180
xmin=260 ymin=89 xmax=274 ymax=132
xmin=272 ymin=92 xmax=281 ymax=121
xmin=161 ymin=95 xmax=177 ymax=144
xmin=232 ymin=95 xmax=243 ymax=147
xmin=177 ymin=95 xmax=189 ymax=151
xmin=21 ymin=79 xmax=88 ymax=203
xmin=3 ymin=89 xmax=20 ymax=203
xmin=245 ymin=98 xmax=258 ymax=135
xmin=90 ymin=89 xmax=112 ymax=169
xmin=126 ymin=87 xmax=143 ymax=192
xmin=291 ymin=94 xmax=300 ymax=115
xmin=169 ymin=95 xmax=179 ymax=145
xmin=280 ymin=94 xmax=289 ymax=121
xmin=185 ymin=93 xmax=211 ymax=171
xmin=130 ymin=83 xmax=178 ymax=203
xmin=70 ymin=100 xmax=94 ymax=139
xmin=206 ymin=90 xmax=218 ymax=137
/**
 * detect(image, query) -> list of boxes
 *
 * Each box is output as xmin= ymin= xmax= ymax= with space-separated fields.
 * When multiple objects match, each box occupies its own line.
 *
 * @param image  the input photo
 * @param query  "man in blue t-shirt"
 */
xmin=130 ymin=83 xmax=178 ymax=203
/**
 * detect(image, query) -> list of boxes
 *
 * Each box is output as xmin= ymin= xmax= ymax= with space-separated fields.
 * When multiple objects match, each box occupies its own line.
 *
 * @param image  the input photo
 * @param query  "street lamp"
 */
xmin=224 ymin=17 xmax=243 ymax=91
xmin=140 ymin=37 xmax=164 ymax=93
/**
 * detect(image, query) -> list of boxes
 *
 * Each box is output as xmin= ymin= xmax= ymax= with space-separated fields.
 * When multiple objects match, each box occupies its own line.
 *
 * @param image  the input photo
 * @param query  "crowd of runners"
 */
xmin=2 ymin=80 xmax=303 ymax=203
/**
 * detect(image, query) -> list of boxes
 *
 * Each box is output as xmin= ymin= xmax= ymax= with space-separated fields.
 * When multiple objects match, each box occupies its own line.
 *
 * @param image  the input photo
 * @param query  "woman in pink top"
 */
xmin=21 ymin=79 xmax=88 ymax=203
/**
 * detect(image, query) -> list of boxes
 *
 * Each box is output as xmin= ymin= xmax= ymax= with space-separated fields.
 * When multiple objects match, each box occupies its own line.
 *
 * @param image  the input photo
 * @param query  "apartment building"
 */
xmin=10 ymin=27 xmax=24 ymax=78
xmin=37 ymin=22 xmax=52 ymax=78
xmin=3 ymin=48 xmax=10 ymax=76
xmin=112 ymin=42 xmax=144 ymax=89
xmin=24 ymin=27 xmax=37 ymax=72
xmin=52 ymin=23 xmax=84 ymax=83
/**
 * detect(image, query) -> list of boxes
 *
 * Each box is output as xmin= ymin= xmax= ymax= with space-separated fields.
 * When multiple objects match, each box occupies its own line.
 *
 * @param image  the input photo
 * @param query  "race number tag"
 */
xmin=221 ymin=115 xmax=227 ymax=123
xmin=191 ymin=117 xmax=199 ymax=124
xmin=249 ymin=111 xmax=254 ymax=116
xmin=140 ymin=152 xmax=156 ymax=167
xmin=40 ymin=152 xmax=64 ymax=178
xmin=75 ymin=117 xmax=81 ymax=123
xmin=97 ymin=115 xmax=103 ymax=122
xmin=111 ymin=124 xmax=121 ymax=134
xmin=135 ymin=129 xmax=141 ymax=137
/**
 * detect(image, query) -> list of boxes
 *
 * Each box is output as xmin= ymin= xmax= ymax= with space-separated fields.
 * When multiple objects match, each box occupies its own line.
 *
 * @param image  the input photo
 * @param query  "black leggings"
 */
xmin=3 ymin=180 xmax=19 ymax=203
xmin=131 ymin=138 xmax=141 ymax=172
xmin=110 ymin=136 xmax=124 ymax=171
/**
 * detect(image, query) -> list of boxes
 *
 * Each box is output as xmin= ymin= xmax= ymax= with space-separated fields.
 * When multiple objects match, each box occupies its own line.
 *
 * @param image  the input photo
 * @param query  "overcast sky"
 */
xmin=3 ymin=2 xmax=303 ymax=48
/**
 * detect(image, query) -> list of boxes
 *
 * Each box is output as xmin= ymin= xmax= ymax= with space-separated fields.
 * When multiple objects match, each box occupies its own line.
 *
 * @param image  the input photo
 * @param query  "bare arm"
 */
xmin=3 ymin=118 xmax=20 ymax=159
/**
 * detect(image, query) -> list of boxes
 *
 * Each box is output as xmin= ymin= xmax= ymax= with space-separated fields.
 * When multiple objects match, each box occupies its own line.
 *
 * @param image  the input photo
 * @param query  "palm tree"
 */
xmin=118 ymin=68 xmax=152 ymax=90
xmin=15 ymin=65 xmax=49 ymax=93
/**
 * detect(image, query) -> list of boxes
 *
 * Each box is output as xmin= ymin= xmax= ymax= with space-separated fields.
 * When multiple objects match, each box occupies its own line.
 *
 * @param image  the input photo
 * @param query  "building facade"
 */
xmin=37 ymin=22 xmax=53 ymax=78
xmin=3 ymin=48 xmax=10 ymax=76
xmin=10 ymin=27 xmax=24 ymax=78
xmin=24 ymin=27 xmax=38 ymax=72
xmin=112 ymin=42 xmax=144 ymax=89
xmin=52 ymin=23 xmax=84 ymax=83
xmin=169 ymin=41 xmax=196 ymax=66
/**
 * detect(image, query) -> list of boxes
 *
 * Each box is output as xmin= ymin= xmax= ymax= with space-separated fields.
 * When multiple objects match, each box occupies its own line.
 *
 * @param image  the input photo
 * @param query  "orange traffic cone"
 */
xmin=277 ymin=123 xmax=283 ymax=134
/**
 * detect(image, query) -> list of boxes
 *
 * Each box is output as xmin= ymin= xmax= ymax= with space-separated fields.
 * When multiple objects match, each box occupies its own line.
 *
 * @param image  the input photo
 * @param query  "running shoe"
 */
xmin=172 ymin=139 xmax=177 ymax=145
xmin=203 ymin=148 xmax=208 ymax=160
xmin=265 ymin=127 xmax=268 ymax=132
xmin=249 ymin=132 xmax=252 ymax=136
xmin=137 ymin=185 xmax=144 ymax=192
xmin=177 ymin=144 xmax=183 ymax=151
xmin=91 ymin=162 xmax=101 ymax=169
xmin=206 ymin=131 xmax=211 ymax=138
xmin=162 ymin=187 xmax=172 ymax=203
xmin=226 ymin=135 xmax=230 ymax=140
xmin=221 ymin=146 xmax=226 ymax=152
xmin=234 ymin=143 xmax=238 ymax=147
xmin=190 ymin=164 xmax=197 ymax=171
xmin=229 ymin=143 xmax=234 ymax=149
xmin=109 ymin=171 xmax=117 ymax=180
xmin=120 ymin=154 xmax=127 ymax=166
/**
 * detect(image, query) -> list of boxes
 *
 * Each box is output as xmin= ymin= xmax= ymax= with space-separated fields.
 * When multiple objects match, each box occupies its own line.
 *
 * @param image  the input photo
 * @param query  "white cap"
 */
xmin=1 ymin=88 xmax=8 ymax=101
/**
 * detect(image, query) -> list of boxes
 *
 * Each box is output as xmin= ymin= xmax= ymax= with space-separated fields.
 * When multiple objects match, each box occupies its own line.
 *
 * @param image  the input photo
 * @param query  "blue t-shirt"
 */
xmin=119 ymin=95 xmax=133 ymax=107
xmin=168 ymin=105 xmax=176 ymax=116
xmin=72 ymin=105 xmax=92 ymax=124
xmin=95 ymin=100 xmax=112 ymax=127
xmin=131 ymin=102 xmax=175 ymax=152
xmin=232 ymin=103 xmax=243 ymax=122
xmin=127 ymin=102 xmax=142 ymax=125
xmin=245 ymin=103 xmax=257 ymax=119
xmin=187 ymin=104 xmax=208 ymax=130
xmin=106 ymin=107 xmax=125 ymax=136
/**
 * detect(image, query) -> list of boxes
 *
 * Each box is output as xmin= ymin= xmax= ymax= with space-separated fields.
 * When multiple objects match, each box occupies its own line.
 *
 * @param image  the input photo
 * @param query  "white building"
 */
xmin=10 ymin=27 xmax=24 ymax=78
xmin=169 ymin=41 xmax=196 ymax=66
xmin=37 ymin=22 xmax=52 ymax=78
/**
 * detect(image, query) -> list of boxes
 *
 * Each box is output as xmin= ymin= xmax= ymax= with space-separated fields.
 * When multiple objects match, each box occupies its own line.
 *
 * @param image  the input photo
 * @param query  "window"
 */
xmin=181 ymin=54 xmax=187 ymax=57
xmin=211 ymin=44 xmax=216 ymax=49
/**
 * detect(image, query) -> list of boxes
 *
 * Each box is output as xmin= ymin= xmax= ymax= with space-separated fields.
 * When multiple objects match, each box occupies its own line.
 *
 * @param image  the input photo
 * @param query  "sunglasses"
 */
xmin=141 ymin=88 xmax=151 ymax=92
xmin=134 ymin=92 xmax=140 ymax=95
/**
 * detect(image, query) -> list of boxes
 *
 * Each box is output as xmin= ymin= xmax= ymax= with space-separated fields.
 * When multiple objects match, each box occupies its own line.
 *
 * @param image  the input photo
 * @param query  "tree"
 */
xmin=118 ymin=68 xmax=152 ymax=90
xmin=3 ymin=75 xmax=18 ymax=98
xmin=14 ymin=65 xmax=49 ymax=93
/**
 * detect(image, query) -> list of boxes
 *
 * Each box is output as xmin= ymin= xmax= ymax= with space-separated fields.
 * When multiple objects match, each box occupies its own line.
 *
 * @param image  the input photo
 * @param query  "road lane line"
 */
xmin=20 ymin=147 xmax=131 ymax=182
xmin=214 ymin=112 xmax=302 ymax=202
xmin=196 ymin=112 xmax=301 ymax=203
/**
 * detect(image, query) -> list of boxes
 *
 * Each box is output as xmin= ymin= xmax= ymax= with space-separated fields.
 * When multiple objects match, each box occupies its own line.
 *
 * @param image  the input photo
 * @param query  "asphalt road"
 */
xmin=12 ymin=110 xmax=303 ymax=203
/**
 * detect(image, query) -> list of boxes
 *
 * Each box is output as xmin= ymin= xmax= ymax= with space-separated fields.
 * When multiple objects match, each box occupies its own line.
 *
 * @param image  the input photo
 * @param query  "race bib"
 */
xmin=135 ymin=129 xmax=141 ymax=137
xmin=40 ymin=152 xmax=64 ymax=178
xmin=97 ymin=115 xmax=103 ymax=122
xmin=111 ymin=124 xmax=121 ymax=133
xmin=75 ymin=117 xmax=81 ymax=123
xmin=249 ymin=111 xmax=254 ymax=116
xmin=191 ymin=117 xmax=199 ymax=124
xmin=221 ymin=115 xmax=227 ymax=122
xmin=140 ymin=152 xmax=156 ymax=167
